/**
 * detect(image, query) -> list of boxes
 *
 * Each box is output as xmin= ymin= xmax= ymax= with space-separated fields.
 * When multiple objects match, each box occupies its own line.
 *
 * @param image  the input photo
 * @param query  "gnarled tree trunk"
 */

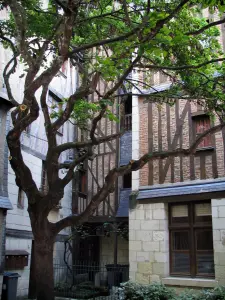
xmin=34 ymin=236 xmax=55 ymax=300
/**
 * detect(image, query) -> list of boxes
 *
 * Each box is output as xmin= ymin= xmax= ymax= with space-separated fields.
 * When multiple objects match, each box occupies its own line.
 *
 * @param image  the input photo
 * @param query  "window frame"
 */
xmin=79 ymin=170 xmax=87 ymax=195
xmin=193 ymin=115 xmax=212 ymax=148
xmin=169 ymin=201 xmax=214 ymax=279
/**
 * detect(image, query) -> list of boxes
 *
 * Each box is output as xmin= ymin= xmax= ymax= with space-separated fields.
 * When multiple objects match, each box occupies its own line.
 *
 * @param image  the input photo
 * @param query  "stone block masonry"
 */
xmin=212 ymin=198 xmax=225 ymax=285
xmin=129 ymin=203 xmax=169 ymax=283
xmin=130 ymin=198 xmax=225 ymax=287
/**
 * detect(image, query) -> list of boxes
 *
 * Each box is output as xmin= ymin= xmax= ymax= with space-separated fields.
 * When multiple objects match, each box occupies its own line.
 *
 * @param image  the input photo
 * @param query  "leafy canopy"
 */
xmin=1 ymin=0 xmax=225 ymax=124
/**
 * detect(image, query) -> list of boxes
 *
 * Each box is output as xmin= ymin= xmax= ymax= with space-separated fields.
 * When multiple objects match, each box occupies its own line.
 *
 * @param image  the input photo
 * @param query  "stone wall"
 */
xmin=129 ymin=199 xmax=225 ymax=287
xmin=0 ymin=211 xmax=4 ymax=273
xmin=0 ymin=210 xmax=5 ymax=299
xmin=129 ymin=202 xmax=169 ymax=284
xmin=212 ymin=198 xmax=225 ymax=285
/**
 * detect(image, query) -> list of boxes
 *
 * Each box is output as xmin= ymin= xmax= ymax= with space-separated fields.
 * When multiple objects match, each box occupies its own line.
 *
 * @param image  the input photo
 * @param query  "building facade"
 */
xmin=72 ymin=80 xmax=130 ymax=271
xmin=129 ymin=10 xmax=225 ymax=289
xmin=0 ymin=92 xmax=13 ymax=299
xmin=0 ymin=8 xmax=79 ymax=297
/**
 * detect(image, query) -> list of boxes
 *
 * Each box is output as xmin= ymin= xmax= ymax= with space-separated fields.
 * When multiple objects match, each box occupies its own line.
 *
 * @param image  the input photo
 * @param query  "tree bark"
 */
xmin=34 ymin=236 xmax=55 ymax=300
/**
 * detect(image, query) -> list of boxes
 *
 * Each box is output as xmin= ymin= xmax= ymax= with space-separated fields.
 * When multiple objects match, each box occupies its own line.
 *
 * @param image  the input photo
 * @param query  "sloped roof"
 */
xmin=0 ymin=196 xmax=13 ymax=210
xmin=137 ymin=178 xmax=225 ymax=201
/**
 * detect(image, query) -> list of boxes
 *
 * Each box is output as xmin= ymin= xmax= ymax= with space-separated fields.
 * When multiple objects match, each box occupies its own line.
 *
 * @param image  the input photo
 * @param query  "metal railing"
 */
xmin=54 ymin=261 xmax=129 ymax=299
xmin=78 ymin=192 xmax=88 ymax=214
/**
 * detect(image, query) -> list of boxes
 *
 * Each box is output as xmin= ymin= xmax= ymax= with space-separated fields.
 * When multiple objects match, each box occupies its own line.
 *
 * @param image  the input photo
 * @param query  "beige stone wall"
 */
xmin=212 ymin=198 xmax=225 ymax=285
xmin=129 ymin=199 xmax=225 ymax=287
xmin=0 ymin=211 xmax=3 ymax=270
xmin=129 ymin=203 xmax=169 ymax=284
xmin=0 ymin=211 xmax=3 ymax=299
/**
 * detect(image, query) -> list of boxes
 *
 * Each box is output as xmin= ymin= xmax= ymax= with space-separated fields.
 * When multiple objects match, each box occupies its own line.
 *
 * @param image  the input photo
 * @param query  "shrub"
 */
xmin=117 ymin=281 xmax=225 ymax=300
xmin=117 ymin=281 xmax=175 ymax=300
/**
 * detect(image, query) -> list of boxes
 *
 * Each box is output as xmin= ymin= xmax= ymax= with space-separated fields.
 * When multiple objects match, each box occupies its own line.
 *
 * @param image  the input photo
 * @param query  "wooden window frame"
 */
xmin=169 ymin=201 xmax=214 ymax=279
xmin=79 ymin=170 xmax=87 ymax=195
xmin=193 ymin=115 xmax=212 ymax=148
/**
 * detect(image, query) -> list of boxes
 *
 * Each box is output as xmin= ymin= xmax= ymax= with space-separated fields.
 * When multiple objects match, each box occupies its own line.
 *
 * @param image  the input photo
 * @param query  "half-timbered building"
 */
xmin=129 ymin=9 xmax=225 ymax=289
xmin=72 ymin=79 xmax=130 ymax=274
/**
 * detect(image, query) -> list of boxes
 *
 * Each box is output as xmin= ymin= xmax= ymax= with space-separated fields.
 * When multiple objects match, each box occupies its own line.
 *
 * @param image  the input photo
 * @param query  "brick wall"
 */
xmin=137 ymin=9 xmax=225 ymax=187
xmin=139 ymin=98 xmax=225 ymax=186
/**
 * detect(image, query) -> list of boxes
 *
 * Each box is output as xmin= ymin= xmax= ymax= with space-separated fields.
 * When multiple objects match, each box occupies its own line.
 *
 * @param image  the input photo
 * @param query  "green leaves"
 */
xmin=2 ymin=0 xmax=225 ymax=127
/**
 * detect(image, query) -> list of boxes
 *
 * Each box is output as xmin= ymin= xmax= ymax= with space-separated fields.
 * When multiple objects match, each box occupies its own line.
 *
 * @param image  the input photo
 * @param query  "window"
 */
xmin=79 ymin=170 xmax=87 ymax=194
xmin=124 ymin=94 xmax=132 ymax=131
xmin=123 ymin=173 xmax=131 ymax=188
xmin=125 ymin=94 xmax=132 ymax=115
xmin=169 ymin=201 xmax=214 ymax=278
xmin=17 ymin=187 xmax=25 ymax=209
xmin=41 ymin=161 xmax=48 ymax=194
xmin=47 ymin=92 xmax=64 ymax=135
xmin=194 ymin=116 xmax=212 ymax=148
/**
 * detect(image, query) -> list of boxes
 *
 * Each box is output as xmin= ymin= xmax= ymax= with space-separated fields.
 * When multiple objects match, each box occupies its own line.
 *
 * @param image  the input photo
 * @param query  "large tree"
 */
xmin=1 ymin=0 xmax=225 ymax=299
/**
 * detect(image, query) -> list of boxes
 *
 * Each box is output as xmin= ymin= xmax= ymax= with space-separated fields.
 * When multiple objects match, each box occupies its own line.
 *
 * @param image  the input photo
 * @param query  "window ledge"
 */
xmin=191 ymin=111 xmax=208 ymax=118
xmin=162 ymin=277 xmax=218 ymax=288
xmin=195 ymin=146 xmax=215 ymax=153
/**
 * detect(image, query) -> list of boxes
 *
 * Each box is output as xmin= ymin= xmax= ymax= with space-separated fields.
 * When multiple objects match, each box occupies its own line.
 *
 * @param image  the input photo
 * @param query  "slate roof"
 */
xmin=137 ymin=178 xmax=225 ymax=201
xmin=116 ymin=188 xmax=131 ymax=217
xmin=141 ymin=83 xmax=173 ymax=95
xmin=0 ymin=196 xmax=13 ymax=210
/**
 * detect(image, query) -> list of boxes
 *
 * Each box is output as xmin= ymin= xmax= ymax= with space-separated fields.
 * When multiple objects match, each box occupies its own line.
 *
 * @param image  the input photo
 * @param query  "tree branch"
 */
xmin=137 ymin=57 xmax=225 ymax=71
xmin=52 ymin=72 xmax=100 ymax=133
xmin=55 ymin=120 xmax=225 ymax=233
xmin=54 ymin=131 xmax=123 ymax=154
xmin=187 ymin=17 xmax=225 ymax=36
xmin=40 ymin=85 xmax=52 ymax=136
xmin=7 ymin=0 xmax=33 ymax=66
xmin=61 ymin=152 xmax=89 ymax=187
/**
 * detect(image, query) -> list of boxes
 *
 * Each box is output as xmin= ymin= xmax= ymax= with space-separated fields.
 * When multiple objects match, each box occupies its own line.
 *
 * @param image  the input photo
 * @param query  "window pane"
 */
xmin=172 ymin=231 xmax=189 ymax=250
xmin=171 ymin=205 xmax=188 ymax=223
xmin=195 ymin=203 xmax=211 ymax=216
xmin=195 ymin=203 xmax=212 ymax=223
xmin=197 ymin=253 xmax=214 ymax=275
xmin=196 ymin=230 xmax=213 ymax=250
xmin=195 ymin=117 xmax=211 ymax=147
xmin=172 ymin=253 xmax=190 ymax=273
